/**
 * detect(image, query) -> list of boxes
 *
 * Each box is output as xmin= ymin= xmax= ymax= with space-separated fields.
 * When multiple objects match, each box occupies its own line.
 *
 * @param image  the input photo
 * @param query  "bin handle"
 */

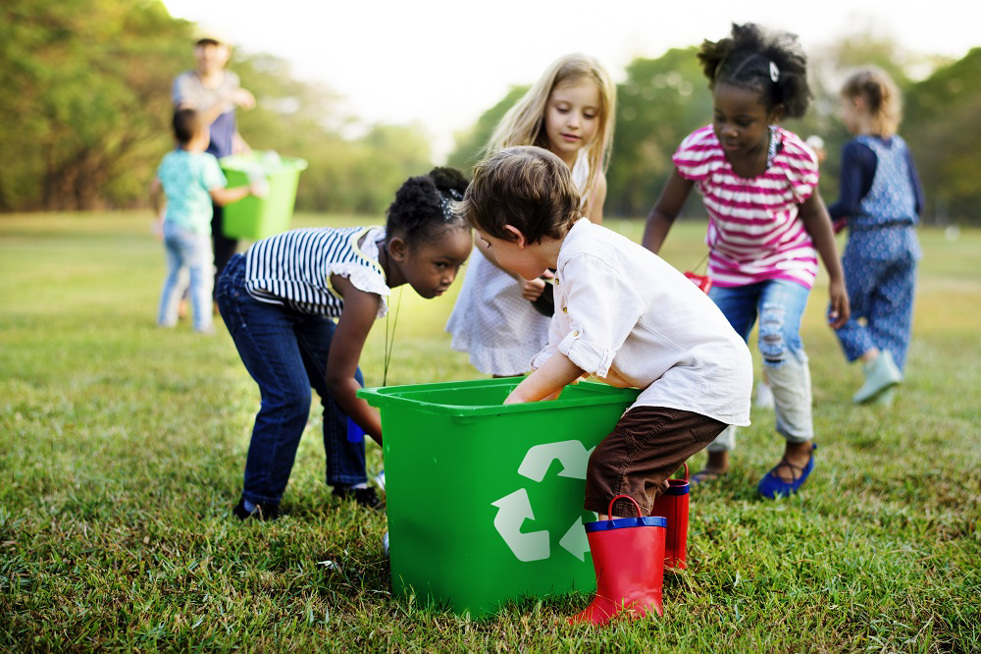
xmin=607 ymin=494 xmax=643 ymax=519
xmin=678 ymin=462 xmax=689 ymax=481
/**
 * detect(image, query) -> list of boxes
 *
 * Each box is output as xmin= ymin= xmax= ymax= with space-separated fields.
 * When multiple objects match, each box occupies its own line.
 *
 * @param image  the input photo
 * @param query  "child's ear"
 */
xmin=387 ymin=236 xmax=408 ymax=262
xmin=769 ymin=103 xmax=786 ymax=125
xmin=503 ymin=225 xmax=527 ymax=248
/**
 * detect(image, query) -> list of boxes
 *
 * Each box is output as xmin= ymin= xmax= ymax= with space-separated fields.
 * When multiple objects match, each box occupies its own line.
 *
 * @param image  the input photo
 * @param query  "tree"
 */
xmin=445 ymin=86 xmax=528 ymax=174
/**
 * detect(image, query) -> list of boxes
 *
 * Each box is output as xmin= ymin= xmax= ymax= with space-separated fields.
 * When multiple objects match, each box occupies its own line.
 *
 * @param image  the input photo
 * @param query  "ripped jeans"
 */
xmin=707 ymin=279 xmax=813 ymax=452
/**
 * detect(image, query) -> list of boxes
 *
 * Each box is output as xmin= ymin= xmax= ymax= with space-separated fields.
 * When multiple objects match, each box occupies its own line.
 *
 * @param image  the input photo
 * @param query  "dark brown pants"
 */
xmin=584 ymin=406 xmax=727 ymax=516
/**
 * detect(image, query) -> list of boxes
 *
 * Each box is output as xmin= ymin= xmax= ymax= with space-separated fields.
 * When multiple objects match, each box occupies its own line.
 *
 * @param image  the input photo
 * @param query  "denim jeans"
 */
xmin=158 ymin=221 xmax=213 ymax=332
xmin=707 ymin=279 xmax=814 ymax=451
xmin=215 ymin=254 xmax=367 ymax=506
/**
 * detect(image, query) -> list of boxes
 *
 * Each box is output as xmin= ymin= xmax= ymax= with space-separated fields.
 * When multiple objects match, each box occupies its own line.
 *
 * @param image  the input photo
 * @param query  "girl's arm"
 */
xmin=325 ymin=275 xmax=384 ymax=444
xmin=799 ymin=193 xmax=850 ymax=329
xmin=642 ymin=169 xmax=694 ymax=254
xmin=504 ymin=352 xmax=585 ymax=405
xmin=584 ymin=171 xmax=607 ymax=225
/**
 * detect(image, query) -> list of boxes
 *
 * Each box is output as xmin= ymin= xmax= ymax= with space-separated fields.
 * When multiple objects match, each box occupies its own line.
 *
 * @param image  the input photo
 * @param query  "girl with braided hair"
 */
xmin=643 ymin=23 xmax=849 ymax=499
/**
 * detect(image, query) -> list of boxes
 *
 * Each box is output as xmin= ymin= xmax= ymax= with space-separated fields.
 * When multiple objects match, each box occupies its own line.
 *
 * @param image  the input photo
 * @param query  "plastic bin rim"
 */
xmin=358 ymin=378 xmax=638 ymax=417
xmin=220 ymin=154 xmax=308 ymax=171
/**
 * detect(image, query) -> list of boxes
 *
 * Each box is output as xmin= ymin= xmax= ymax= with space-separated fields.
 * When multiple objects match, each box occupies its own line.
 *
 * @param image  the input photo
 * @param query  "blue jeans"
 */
xmin=215 ymin=254 xmax=367 ymax=506
xmin=707 ymin=280 xmax=814 ymax=451
xmin=158 ymin=221 xmax=213 ymax=332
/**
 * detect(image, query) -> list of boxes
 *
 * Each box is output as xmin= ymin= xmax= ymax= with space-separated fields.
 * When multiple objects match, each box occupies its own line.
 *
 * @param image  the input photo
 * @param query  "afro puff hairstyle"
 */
xmin=697 ymin=22 xmax=812 ymax=119
xmin=386 ymin=167 xmax=470 ymax=249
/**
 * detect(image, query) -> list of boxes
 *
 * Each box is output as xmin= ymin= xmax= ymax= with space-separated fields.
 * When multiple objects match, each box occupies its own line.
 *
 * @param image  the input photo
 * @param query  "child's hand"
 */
xmin=827 ymin=279 xmax=850 ymax=329
xmin=520 ymin=277 xmax=546 ymax=301
xmin=249 ymin=180 xmax=268 ymax=198
xmin=151 ymin=214 xmax=164 ymax=241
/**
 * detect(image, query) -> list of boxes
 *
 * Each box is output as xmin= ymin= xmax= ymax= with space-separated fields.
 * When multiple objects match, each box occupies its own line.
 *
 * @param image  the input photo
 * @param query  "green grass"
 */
xmin=1 ymin=211 xmax=979 ymax=652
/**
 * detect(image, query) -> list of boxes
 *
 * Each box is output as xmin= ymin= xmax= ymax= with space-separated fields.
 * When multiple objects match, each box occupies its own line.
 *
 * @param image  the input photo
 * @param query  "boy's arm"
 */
xmin=642 ymin=169 xmax=693 ymax=254
xmin=504 ymin=352 xmax=585 ymax=404
xmin=210 ymin=185 xmax=252 ymax=206
xmin=799 ymin=193 xmax=850 ymax=328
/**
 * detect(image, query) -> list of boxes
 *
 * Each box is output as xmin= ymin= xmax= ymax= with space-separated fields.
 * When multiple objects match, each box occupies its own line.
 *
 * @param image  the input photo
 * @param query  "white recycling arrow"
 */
xmin=490 ymin=488 xmax=550 ymax=562
xmin=558 ymin=515 xmax=592 ymax=561
xmin=517 ymin=440 xmax=593 ymax=482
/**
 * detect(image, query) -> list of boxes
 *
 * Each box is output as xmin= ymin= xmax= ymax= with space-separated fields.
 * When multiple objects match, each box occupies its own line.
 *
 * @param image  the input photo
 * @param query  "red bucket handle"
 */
xmin=607 ymin=494 xmax=643 ymax=518
xmin=677 ymin=462 xmax=689 ymax=481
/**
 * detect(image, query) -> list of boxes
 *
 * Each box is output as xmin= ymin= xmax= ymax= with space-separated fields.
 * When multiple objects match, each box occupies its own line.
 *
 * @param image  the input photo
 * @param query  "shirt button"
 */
xmin=554 ymin=277 xmax=560 ymax=285
xmin=572 ymin=330 xmax=579 ymax=336
xmin=562 ymin=306 xmax=568 ymax=313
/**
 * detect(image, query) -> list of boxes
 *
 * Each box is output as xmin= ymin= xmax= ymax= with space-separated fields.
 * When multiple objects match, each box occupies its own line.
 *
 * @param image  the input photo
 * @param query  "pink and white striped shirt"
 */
xmin=673 ymin=125 xmax=820 ymax=289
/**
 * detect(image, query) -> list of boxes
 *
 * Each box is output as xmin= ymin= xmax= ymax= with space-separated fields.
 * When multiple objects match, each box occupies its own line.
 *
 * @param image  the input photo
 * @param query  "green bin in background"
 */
xmin=358 ymin=378 xmax=639 ymax=617
xmin=219 ymin=151 xmax=308 ymax=240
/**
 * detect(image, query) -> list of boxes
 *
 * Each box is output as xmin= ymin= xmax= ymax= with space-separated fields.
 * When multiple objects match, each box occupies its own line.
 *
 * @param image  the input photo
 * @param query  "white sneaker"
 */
xmin=374 ymin=470 xmax=386 ymax=492
xmin=754 ymin=380 xmax=775 ymax=410
xmin=382 ymin=530 xmax=389 ymax=556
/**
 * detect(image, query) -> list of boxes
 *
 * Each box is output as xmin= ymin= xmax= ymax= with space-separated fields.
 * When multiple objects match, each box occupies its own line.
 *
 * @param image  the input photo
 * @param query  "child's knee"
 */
xmin=758 ymin=303 xmax=795 ymax=367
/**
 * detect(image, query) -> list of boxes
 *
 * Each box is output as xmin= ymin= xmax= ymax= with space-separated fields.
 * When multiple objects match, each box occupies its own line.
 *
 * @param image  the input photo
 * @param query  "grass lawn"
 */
xmin=1 ymin=211 xmax=979 ymax=652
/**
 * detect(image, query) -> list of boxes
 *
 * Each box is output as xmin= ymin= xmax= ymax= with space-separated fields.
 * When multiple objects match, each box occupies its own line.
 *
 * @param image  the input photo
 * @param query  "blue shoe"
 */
xmin=757 ymin=444 xmax=817 ymax=499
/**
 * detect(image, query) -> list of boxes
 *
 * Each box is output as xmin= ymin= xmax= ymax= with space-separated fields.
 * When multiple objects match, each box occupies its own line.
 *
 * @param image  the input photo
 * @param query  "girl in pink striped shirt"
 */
xmin=643 ymin=23 xmax=849 ymax=499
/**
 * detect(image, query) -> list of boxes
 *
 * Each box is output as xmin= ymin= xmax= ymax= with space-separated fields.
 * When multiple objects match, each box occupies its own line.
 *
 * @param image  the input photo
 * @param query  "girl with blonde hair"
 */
xmin=447 ymin=53 xmax=617 ymax=376
xmin=829 ymin=66 xmax=923 ymax=405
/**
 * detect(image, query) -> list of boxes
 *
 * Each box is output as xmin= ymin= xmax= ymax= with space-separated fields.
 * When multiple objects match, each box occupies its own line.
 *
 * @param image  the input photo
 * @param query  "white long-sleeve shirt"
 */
xmin=531 ymin=219 xmax=752 ymax=426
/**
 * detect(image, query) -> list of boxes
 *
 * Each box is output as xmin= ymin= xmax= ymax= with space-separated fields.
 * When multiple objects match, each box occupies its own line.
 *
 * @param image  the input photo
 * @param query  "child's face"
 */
xmin=476 ymin=229 xmax=547 ymax=281
xmin=544 ymin=80 xmax=601 ymax=166
xmin=712 ymin=83 xmax=781 ymax=161
xmin=839 ymin=95 xmax=864 ymax=134
xmin=397 ymin=227 xmax=472 ymax=299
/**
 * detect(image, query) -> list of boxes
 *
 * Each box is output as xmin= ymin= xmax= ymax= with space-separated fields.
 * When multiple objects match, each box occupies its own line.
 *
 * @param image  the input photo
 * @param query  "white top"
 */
xmin=531 ymin=219 xmax=752 ymax=425
xmin=446 ymin=150 xmax=590 ymax=376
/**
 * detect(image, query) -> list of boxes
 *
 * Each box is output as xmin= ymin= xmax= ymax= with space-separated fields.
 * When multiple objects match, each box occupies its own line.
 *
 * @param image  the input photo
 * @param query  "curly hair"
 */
xmin=386 ymin=167 xmax=470 ymax=249
xmin=697 ymin=23 xmax=811 ymax=118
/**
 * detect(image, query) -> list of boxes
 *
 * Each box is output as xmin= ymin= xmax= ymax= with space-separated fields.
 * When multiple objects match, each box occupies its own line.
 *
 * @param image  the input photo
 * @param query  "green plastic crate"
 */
xmin=358 ymin=378 xmax=639 ymax=616
xmin=219 ymin=152 xmax=308 ymax=240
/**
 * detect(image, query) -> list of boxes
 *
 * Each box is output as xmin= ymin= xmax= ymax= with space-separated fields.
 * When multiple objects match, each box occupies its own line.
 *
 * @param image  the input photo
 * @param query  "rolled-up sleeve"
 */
xmin=550 ymin=253 xmax=644 ymax=379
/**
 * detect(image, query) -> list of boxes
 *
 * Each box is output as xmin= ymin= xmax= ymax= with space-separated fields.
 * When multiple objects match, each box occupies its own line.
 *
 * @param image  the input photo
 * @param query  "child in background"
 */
xmin=828 ymin=66 xmax=923 ymax=405
xmin=461 ymin=146 xmax=752 ymax=622
xmin=151 ymin=108 xmax=261 ymax=334
xmin=446 ymin=53 xmax=616 ymax=376
xmin=216 ymin=168 xmax=472 ymax=520
xmin=642 ymin=23 xmax=850 ymax=499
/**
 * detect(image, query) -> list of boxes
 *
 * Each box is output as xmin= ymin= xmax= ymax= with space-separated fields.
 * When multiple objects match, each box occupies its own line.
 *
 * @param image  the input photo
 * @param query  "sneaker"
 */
xmin=331 ymin=486 xmax=384 ymax=510
xmin=232 ymin=498 xmax=280 ymax=521
xmin=374 ymin=470 xmax=386 ymax=492
xmin=754 ymin=380 xmax=775 ymax=410
xmin=853 ymin=351 xmax=902 ymax=404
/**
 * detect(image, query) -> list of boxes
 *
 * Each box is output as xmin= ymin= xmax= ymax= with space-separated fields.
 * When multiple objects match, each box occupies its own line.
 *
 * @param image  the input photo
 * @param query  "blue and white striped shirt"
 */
xmin=244 ymin=226 xmax=389 ymax=317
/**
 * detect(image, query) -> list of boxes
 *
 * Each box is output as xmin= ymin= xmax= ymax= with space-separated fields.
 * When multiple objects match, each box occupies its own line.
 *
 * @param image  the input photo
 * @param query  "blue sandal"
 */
xmin=757 ymin=444 xmax=817 ymax=499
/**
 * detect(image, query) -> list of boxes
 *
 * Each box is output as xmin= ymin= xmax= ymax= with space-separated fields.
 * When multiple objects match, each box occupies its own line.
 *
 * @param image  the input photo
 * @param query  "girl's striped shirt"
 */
xmin=673 ymin=125 xmax=820 ymax=289
xmin=244 ymin=226 xmax=389 ymax=317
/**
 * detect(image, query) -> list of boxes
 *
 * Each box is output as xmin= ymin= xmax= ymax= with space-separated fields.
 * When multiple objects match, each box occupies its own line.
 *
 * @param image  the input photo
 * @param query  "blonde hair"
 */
xmin=486 ymin=53 xmax=616 ymax=212
xmin=840 ymin=66 xmax=902 ymax=137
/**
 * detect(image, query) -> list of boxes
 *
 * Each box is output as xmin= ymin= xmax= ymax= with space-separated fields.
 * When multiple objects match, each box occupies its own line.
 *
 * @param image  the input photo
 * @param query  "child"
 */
xmin=828 ymin=66 xmax=923 ymax=405
xmin=461 ymin=145 xmax=752 ymax=621
xmin=215 ymin=168 xmax=473 ymax=520
xmin=446 ymin=53 xmax=616 ymax=376
xmin=642 ymin=23 xmax=850 ymax=499
xmin=173 ymin=30 xmax=256 ymax=296
xmin=151 ymin=108 xmax=260 ymax=333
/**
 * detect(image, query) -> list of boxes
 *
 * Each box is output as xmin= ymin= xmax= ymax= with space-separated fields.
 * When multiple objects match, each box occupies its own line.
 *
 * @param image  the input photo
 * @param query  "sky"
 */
xmin=162 ymin=0 xmax=979 ymax=161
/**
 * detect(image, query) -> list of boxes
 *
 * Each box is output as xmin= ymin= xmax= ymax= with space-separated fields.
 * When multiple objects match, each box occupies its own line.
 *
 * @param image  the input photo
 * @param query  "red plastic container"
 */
xmin=683 ymin=271 xmax=712 ymax=294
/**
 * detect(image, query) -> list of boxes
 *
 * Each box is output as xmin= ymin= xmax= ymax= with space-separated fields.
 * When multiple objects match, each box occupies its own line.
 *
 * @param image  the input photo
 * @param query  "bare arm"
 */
xmin=504 ymin=352 xmax=585 ymax=404
xmin=325 ymin=275 xmax=383 ymax=444
xmin=210 ymin=180 xmax=265 ymax=207
xmin=642 ymin=169 xmax=694 ymax=253
xmin=799 ymin=193 xmax=850 ymax=329
xmin=149 ymin=178 xmax=165 ymax=239
xmin=584 ymin=171 xmax=607 ymax=225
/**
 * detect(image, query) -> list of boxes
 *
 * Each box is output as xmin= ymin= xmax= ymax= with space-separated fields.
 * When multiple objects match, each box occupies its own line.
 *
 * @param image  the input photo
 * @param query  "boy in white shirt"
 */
xmin=459 ymin=146 xmax=753 ymax=521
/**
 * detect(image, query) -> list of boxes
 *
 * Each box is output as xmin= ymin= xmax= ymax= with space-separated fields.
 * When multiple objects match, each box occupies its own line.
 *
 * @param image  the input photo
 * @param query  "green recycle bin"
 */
xmin=219 ymin=151 xmax=308 ymax=240
xmin=358 ymin=377 xmax=640 ymax=617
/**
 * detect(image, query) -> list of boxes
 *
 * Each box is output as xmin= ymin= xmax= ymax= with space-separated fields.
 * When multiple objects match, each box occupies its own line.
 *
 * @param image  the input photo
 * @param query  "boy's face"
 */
xmin=476 ymin=229 xmax=547 ymax=281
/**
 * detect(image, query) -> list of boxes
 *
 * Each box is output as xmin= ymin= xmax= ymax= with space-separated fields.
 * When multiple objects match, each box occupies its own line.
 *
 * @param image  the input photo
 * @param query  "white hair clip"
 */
xmin=769 ymin=61 xmax=780 ymax=83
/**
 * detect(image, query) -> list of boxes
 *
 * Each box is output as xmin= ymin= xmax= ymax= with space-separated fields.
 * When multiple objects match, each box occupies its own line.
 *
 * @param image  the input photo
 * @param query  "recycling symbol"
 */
xmin=490 ymin=440 xmax=596 ymax=563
